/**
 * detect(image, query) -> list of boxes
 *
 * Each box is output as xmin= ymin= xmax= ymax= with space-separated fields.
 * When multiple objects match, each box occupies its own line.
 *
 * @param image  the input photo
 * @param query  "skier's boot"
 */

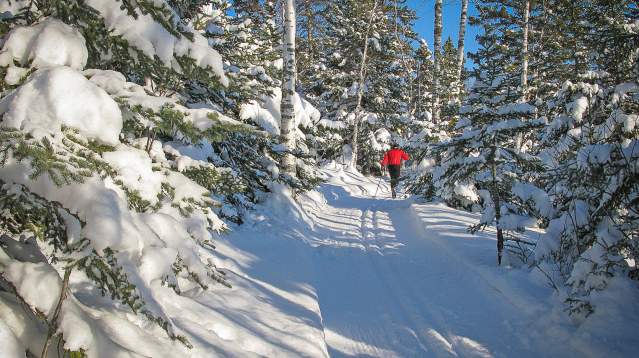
xmin=391 ymin=187 xmax=396 ymax=199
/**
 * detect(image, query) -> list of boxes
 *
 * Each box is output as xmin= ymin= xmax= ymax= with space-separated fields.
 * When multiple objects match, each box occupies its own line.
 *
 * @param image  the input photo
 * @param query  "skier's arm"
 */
xmin=380 ymin=152 xmax=389 ymax=166
xmin=401 ymin=151 xmax=409 ymax=168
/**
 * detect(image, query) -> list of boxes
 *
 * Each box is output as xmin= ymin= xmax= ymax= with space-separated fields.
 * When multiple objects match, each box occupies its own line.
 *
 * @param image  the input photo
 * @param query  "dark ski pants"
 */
xmin=388 ymin=164 xmax=401 ymax=189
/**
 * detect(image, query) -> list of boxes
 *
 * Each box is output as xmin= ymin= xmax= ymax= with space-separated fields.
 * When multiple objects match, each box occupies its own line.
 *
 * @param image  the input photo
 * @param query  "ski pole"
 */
xmin=373 ymin=175 xmax=383 ymax=198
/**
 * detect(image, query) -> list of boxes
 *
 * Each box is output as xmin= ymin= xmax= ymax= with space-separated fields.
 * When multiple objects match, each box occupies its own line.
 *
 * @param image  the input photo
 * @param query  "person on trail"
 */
xmin=381 ymin=143 xmax=409 ymax=199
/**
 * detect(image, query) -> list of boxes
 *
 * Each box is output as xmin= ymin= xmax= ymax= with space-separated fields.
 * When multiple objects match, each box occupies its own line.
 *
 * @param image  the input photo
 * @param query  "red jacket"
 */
xmin=381 ymin=148 xmax=409 ymax=166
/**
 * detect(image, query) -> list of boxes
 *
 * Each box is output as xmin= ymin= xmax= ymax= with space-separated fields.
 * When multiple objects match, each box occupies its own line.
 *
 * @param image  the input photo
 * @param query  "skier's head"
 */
xmin=391 ymin=142 xmax=399 ymax=149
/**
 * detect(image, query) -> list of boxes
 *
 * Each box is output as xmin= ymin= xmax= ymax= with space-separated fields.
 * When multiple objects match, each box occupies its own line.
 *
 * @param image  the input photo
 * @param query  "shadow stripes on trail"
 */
xmin=302 ymin=172 xmax=563 ymax=358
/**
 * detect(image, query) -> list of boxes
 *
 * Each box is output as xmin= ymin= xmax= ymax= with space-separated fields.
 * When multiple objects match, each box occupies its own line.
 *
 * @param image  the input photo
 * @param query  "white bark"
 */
xmin=350 ymin=0 xmax=379 ymax=168
xmin=455 ymin=0 xmax=469 ymax=100
xmin=280 ymin=0 xmax=297 ymax=175
xmin=432 ymin=0 xmax=443 ymax=124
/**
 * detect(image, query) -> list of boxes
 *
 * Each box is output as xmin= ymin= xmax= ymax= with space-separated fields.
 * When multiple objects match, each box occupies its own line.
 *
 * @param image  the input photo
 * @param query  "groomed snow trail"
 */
xmin=207 ymin=167 xmax=609 ymax=357
xmin=302 ymin=168 xmax=574 ymax=358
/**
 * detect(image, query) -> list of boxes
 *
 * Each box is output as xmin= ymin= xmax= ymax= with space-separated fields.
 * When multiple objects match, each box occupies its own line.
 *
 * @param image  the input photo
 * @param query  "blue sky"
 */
xmin=406 ymin=0 xmax=481 ymax=68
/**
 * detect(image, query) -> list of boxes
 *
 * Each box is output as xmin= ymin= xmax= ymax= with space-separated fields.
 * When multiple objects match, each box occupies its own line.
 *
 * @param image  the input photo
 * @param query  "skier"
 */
xmin=381 ymin=143 xmax=409 ymax=198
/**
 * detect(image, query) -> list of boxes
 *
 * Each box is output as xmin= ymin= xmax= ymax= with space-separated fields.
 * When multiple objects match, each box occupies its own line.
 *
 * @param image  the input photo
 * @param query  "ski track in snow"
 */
xmin=308 ymin=184 xmax=527 ymax=358
xmin=195 ymin=167 xmax=620 ymax=357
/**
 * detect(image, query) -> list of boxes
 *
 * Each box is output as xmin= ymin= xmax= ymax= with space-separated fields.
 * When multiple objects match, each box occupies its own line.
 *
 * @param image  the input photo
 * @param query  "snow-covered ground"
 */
xmin=177 ymin=165 xmax=636 ymax=357
xmin=3 ymin=163 xmax=634 ymax=357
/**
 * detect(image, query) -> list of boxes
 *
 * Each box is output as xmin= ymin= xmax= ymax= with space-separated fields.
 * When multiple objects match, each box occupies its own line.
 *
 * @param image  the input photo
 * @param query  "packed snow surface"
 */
xmin=2 ymin=166 xmax=636 ymax=356
xmin=150 ymin=166 xmax=636 ymax=357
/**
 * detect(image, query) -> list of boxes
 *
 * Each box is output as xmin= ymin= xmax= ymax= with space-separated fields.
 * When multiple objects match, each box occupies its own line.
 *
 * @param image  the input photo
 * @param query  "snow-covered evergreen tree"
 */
xmin=412 ymin=39 xmax=434 ymax=122
xmin=166 ymin=0 xmax=322 ymax=221
xmin=535 ymin=0 xmax=639 ymax=317
xmin=431 ymin=2 xmax=547 ymax=265
xmin=299 ymin=0 xmax=417 ymax=173
xmin=0 ymin=1 xmax=247 ymax=355
xmin=438 ymin=37 xmax=461 ymax=124
xmin=431 ymin=0 xmax=443 ymax=124
xmin=297 ymin=0 xmax=330 ymax=85
xmin=205 ymin=0 xmax=280 ymax=115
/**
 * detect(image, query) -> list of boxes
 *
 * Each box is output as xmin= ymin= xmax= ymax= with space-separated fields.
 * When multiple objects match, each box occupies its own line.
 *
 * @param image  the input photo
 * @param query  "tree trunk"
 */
xmin=490 ymin=147 xmax=504 ymax=265
xmin=415 ymin=61 xmax=421 ymax=115
xmin=305 ymin=0 xmax=315 ymax=65
xmin=394 ymin=0 xmax=414 ymax=110
xmin=41 ymin=267 xmax=72 ymax=358
xmin=280 ymin=0 xmax=297 ymax=175
xmin=496 ymin=224 xmax=504 ymax=265
xmin=493 ymin=181 xmax=504 ymax=265
xmin=516 ymin=0 xmax=531 ymax=151
xmin=521 ymin=0 xmax=530 ymax=101
xmin=455 ymin=0 xmax=469 ymax=101
xmin=532 ymin=0 xmax=547 ymax=102
xmin=350 ymin=0 xmax=379 ymax=168
xmin=432 ymin=0 xmax=443 ymax=123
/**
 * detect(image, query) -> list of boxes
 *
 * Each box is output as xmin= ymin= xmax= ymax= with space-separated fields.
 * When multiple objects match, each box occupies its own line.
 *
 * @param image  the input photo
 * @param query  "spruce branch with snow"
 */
xmin=0 ymin=1 xmax=242 ymax=355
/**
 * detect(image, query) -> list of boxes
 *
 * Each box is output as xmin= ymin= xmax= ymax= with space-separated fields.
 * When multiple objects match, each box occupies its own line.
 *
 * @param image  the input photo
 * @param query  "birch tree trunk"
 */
xmin=455 ymin=0 xmax=469 ymax=101
xmin=432 ymin=0 xmax=443 ymax=124
xmin=350 ymin=0 xmax=379 ymax=168
xmin=280 ymin=0 xmax=297 ymax=175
